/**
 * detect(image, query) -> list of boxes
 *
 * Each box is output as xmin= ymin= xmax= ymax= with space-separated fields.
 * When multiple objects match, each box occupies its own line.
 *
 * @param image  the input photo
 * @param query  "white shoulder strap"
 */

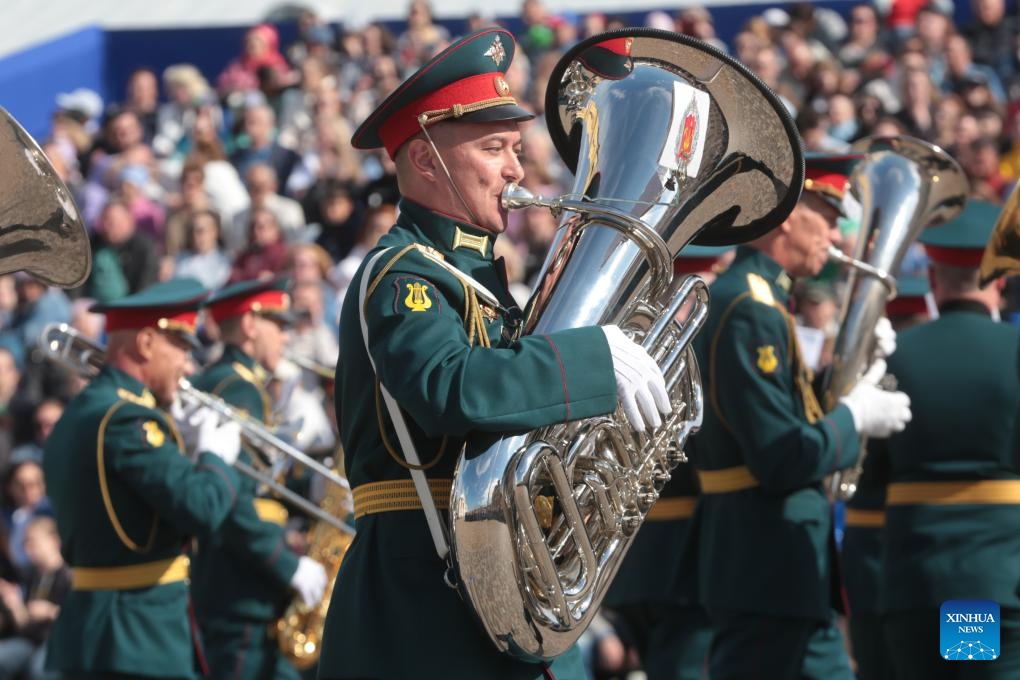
xmin=358 ymin=247 xmax=451 ymax=561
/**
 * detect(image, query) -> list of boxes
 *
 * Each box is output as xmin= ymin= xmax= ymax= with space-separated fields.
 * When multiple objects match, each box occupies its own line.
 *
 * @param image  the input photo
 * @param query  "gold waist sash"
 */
xmin=887 ymin=480 xmax=1020 ymax=506
xmin=646 ymin=496 xmax=697 ymax=520
xmin=71 ymin=555 xmax=190 ymax=591
xmin=698 ymin=465 xmax=760 ymax=494
xmin=844 ymin=508 xmax=886 ymax=528
xmin=352 ymin=478 xmax=453 ymax=519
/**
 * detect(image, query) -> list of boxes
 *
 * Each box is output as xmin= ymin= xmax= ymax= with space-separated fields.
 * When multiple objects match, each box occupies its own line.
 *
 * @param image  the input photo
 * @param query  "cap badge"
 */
xmin=494 ymin=76 xmax=511 ymax=97
xmin=484 ymin=35 xmax=506 ymax=66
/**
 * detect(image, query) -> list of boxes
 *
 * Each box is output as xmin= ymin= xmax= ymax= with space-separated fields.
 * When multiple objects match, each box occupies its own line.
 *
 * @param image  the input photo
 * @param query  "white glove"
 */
xmin=601 ymin=325 xmax=672 ymax=432
xmin=874 ymin=317 xmax=897 ymax=358
xmin=290 ymin=556 xmax=328 ymax=607
xmin=193 ymin=408 xmax=242 ymax=466
xmin=169 ymin=397 xmax=203 ymax=459
xmin=839 ymin=372 xmax=912 ymax=439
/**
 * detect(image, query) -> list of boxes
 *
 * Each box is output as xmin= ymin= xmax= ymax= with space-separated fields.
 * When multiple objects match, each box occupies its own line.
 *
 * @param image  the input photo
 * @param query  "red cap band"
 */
xmin=673 ymin=257 xmax=719 ymax=275
xmin=207 ymin=289 xmax=290 ymax=323
xmin=804 ymin=169 xmax=848 ymax=201
xmin=378 ymin=72 xmax=514 ymax=157
xmin=886 ymin=296 xmax=929 ymax=318
xmin=923 ymin=245 xmax=984 ymax=268
xmin=104 ymin=308 xmax=199 ymax=335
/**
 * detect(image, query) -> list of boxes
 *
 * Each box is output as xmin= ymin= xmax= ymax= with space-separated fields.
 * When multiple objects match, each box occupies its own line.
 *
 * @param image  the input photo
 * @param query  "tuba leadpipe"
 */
xmin=39 ymin=323 xmax=354 ymax=533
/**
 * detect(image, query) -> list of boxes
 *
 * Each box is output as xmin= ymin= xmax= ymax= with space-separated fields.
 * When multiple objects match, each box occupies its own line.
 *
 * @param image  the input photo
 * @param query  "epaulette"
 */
xmin=746 ymin=273 xmax=777 ymax=307
xmin=116 ymin=387 xmax=157 ymax=409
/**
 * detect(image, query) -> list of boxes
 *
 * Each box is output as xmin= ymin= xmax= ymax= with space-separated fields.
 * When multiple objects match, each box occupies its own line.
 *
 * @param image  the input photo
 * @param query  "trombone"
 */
xmin=40 ymin=323 xmax=354 ymax=534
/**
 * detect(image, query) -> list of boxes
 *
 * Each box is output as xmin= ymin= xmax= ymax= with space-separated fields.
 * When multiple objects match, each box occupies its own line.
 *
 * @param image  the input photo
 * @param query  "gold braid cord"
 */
xmin=777 ymin=305 xmax=824 ymax=424
xmin=366 ymin=246 xmax=494 ymax=470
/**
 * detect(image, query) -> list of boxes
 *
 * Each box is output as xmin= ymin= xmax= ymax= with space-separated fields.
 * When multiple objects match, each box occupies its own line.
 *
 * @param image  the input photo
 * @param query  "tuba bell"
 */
xmin=450 ymin=29 xmax=804 ymax=660
xmin=823 ymin=135 xmax=967 ymax=500
xmin=0 ymin=107 xmax=91 ymax=287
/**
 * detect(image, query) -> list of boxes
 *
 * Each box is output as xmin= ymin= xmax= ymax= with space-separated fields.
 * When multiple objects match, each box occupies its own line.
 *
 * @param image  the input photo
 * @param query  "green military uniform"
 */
xmin=692 ymin=244 xmax=860 ymax=679
xmin=190 ymin=346 xmax=301 ymax=680
xmin=42 ymin=280 xmax=241 ymax=679
xmin=875 ymin=201 xmax=1020 ymax=679
xmin=602 ymin=248 xmax=727 ymax=680
xmin=319 ymin=197 xmax=617 ymax=679
xmin=190 ymin=279 xmax=303 ymax=680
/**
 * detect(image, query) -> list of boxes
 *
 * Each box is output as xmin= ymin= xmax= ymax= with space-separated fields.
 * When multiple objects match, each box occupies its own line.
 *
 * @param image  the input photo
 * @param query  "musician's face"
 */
xmin=786 ymin=194 xmax=842 ymax=277
xmin=430 ymin=121 xmax=525 ymax=235
xmin=144 ymin=329 xmax=194 ymax=407
xmin=252 ymin=314 xmax=289 ymax=373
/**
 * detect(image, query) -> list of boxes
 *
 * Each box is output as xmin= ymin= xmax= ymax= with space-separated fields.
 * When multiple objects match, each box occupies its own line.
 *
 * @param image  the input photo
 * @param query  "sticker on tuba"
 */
xmin=659 ymin=81 xmax=710 ymax=181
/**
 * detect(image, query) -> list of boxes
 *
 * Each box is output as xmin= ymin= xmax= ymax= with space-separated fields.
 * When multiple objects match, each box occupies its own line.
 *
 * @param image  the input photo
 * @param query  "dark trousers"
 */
xmin=708 ymin=610 xmax=854 ymax=680
xmin=884 ymin=608 xmax=1020 ymax=680
xmin=850 ymin=614 xmax=894 ymax=680
xmin=610 ymin=604 xmax=712 ymax=680
xmin=202 ymin=617 xmax=301 ymax=680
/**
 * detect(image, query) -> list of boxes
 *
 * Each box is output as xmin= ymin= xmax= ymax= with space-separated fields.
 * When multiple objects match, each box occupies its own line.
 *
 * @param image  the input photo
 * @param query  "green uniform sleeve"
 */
xmin=711 ymin=298 xmax=859 ymax=492
xmin=104 ymin=405 xmax=240 ymax=535
xmin=365 ymin=263 xmax=617 ymax=437
xmin=218 ymin=496 xmax=300 ymax=586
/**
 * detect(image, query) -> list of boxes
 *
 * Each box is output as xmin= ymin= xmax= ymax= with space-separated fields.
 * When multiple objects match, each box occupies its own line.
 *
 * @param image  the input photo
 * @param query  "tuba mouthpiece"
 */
xmin=501 ymin=183 xmax=541 ymax=210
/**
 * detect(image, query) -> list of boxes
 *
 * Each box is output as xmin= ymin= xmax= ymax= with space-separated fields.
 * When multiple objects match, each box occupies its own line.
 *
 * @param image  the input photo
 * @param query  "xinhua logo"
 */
xmin=941 ymin=600 xmax=1000 ymax=661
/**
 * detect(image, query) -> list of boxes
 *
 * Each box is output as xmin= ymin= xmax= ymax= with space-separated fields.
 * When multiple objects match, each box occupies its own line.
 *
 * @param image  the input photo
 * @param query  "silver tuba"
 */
xmin=0 ymin=107 xmax=91 ymax=287
xmin=449 ymin=29 xmax=804 ymax=660
xmin=823 ymin=135 xmax=967 ymax=500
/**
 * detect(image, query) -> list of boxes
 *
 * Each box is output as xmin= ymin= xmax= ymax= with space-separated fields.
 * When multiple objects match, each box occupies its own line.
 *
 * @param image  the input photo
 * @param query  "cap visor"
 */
xmin=456 ymin=104 xmax=535 ymax=124
xmin=259 ymin=309 xmax=299 ymax=328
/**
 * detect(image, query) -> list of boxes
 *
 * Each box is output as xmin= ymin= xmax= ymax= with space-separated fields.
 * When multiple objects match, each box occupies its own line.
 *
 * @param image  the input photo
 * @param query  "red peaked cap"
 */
xmin=351 ymin=28 xmax=534 ymax=159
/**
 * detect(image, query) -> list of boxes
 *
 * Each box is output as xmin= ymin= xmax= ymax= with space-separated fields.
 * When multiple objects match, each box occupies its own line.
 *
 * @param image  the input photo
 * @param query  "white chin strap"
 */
xmin=418 ymin=122 xmax=482 ymax=227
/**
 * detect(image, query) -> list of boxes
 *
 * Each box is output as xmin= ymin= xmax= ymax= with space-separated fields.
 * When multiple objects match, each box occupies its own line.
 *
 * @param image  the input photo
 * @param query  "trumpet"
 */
xmin=40 ymin=323 xmax=354 ymax=534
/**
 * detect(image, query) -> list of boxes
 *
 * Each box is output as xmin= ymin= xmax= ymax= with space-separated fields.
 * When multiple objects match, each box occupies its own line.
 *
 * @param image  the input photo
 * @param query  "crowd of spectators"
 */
xmin=1 ymin=0 xmax=1019 ymax=676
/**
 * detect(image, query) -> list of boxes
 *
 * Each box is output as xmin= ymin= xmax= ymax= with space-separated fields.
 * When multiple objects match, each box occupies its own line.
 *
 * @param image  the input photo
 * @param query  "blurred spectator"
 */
xmin=963 ymin=0 xmax=1017 ymax=85
xmin=396 ymin=0 xmax=450 ymax=71
xmin=288 ymin=280 xmax=340 ymax=388
xmin=839 ymin=4 xmax=886 ymax=68
xmin=943 ymin=34 xmax=1007 ymax=105
xmin=184 ymin=109 xmax=250 ymax=228
xmin=933 ymin=93 xmax=968 ymax=150
xmin=173 ymin=210 xmax=232 ymax=290
xmin=217 ymin=23 xmax=294 ymax=105
xmin=517 ymin=0 xmax=556 ymax=60
xmin=229 ymin=207 xmax=290 ymax=283
xmin=0 ymin=515 xmax=69 ymax=680
xmin=121 ymin=67 xmax=160 ymax=145
xmin=79 ymin=107 xmax=153 ymax=227
xmin=896 ymin=68 xmax=938 ymax=140
xmin=329 ymin=202 xmax=396 ymax=310
xmin=8 ymin=399 xmax=62 ymax=471
xmin=677 ymin=7 xmax=728 ymax=54
xmin=289 ymin=243 xmax=338 ymax=336
xmin=87 ymin=199 xmax=159 ymax=303
xmin=154 ymin=64 xmax=223 ymax=162
xmin=965 ymin=137 xmax=1010 ymax=201
xmin=999 ymin=112 xmax=1020 ymax=181
xmin=229 ymin=104 xmax=305 ymax=196
xmin=162 ymin=162 xmax=213 ymax=257
xmin=230 ymin=163 xmax=307 ymax=254
xmin=0 ymin=349 xmax=36 ymax=471
xmin=117 ymin=164 xmax=166 ymax=246
xmin=307 ymin=180 xmax=361 ymax=262
xmin=1 ymin=460 xmax=50 ymax=576
xmin=0 ymin=276 xmax=71 ymax=373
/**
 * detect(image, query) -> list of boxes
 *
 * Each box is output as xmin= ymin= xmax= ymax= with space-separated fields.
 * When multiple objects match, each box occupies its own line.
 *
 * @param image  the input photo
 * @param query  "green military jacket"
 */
xmin=189 ymin=345 xmax=300 ymax=623
xmin=43 ymin=365 xmax=239 ymax=678
xmin=605 ymin=462 xmax=701 ymax=608
xmin=841 ymin=441 xmax=890 ymax=618
xmin=319 ymin=199 xmax=617 ymax=679
xmin=877 ymin=301 xmax=1020 ymax=612
xmin=691 ymin=247 xmax=859 ymax=621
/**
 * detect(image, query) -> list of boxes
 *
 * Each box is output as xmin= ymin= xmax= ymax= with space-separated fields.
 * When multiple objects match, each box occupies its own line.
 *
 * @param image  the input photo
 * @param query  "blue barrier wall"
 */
xmin=0 ymin=1 xmax=981 ymax=144
xmin=0 ymin=26 xmax=106 ymax=140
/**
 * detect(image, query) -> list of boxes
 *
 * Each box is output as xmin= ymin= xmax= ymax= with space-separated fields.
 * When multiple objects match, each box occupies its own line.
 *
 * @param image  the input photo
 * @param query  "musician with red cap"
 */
xmin=690 ymin=154 xmax=912 ymax=679
xmin=188 ymin=277 xmax=328 ymax=680
xmin=42 ymin=278 xmax=243 ymax=679
xmin=871 ymin=199 xmax=1020 ymax=678
xmin=319 ymin=27 xmax=670 ymax=680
